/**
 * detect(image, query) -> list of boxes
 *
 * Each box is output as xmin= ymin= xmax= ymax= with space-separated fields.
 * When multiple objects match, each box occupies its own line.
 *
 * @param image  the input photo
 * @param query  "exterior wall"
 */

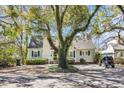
xmin=42 ymin=37 xmax=53 ymax=62
xmin=115 ymin=50 xmax=124 ymax=58
xmin=27 ymin=48 xmax=42 ymax=60
xmin=75 ymin=49 xmax=95 ymax=62
xmin=27 ymin=37 xmax=56 ymax=62
xmin=68 ymin=48 xmax=95 ymax=62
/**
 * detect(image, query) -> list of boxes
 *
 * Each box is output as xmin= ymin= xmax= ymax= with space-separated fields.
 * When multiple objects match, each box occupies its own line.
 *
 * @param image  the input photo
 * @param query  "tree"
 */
xmin=28 ymin=5 xmax=100 ymax=69
xmin=0 ymin=5 xmax=31 ymax=64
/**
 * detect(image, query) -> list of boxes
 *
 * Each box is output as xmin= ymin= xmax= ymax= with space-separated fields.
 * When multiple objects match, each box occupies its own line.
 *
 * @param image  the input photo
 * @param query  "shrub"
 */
xmin=7 ymin=61 xmax=16 ymax=67
xmin=67 ymin=58 xmax=75 ymax=64
xmin=26 ymin=58 xmax=48 ymax=65
xmin=53 ymin=52 xmax=58 ymax=60
xmin=115 ymin=57 xmax=124 ymax=64
xmin=94 ymin=52 xmax=102 ymax=64
xmin=80 ymin=58 xmax=86 ymax=64
xmin=0 ymin=59 xmax=16 ymax=67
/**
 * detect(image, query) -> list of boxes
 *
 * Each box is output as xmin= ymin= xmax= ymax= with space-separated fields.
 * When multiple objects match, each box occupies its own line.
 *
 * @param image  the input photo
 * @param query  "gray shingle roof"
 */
xmin=28 ymin=36 xmax=43 ymax=48
xmin=72 ymin=39 xmax=95 ymax=49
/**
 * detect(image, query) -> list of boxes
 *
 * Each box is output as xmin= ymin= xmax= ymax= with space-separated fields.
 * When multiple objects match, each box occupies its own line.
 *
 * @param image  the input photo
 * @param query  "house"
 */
xmin=101 ymin=32 xmax=124 ymax=58
xmin=27 ymin=33 xmax=96 ymax=63
xmin=27 ymin=36 xmax=56 ymax=62
xmin=68 ymin=34 xmax=96 ymax=62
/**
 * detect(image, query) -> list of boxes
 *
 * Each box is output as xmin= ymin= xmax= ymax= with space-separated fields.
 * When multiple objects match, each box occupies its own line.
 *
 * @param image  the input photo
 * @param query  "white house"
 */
xmin=27 ymin=33 xmax=96 ymax=63
xmin=101 ymin=32 xmax=124 ymax=58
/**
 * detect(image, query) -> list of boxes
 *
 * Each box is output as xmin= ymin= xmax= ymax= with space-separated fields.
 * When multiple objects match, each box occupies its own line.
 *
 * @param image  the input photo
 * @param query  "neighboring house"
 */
xmin=69 ymin=37 xmax=95 ymax=62
xmin=27 ymin=36 xmax=43 ymax=60
xmin=27 ymin=33 xmax=96 ymax=63
xmin=101 ymin=32 xmax=124 ymax=58
xmin=27 ymin=36 xmax=56 ymax=62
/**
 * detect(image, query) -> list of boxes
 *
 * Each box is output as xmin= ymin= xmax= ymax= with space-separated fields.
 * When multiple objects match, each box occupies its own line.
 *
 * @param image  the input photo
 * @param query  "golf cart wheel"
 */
xmin=105 ymin=64 xmax=109 ymax=68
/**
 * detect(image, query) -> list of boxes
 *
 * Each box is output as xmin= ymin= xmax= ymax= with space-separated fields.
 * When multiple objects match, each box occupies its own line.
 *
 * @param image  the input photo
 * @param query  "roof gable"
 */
xmin=28 ymin=36 xmax=43 ymax=48
xmin=72 ymin=39 xmax=95 ymax=49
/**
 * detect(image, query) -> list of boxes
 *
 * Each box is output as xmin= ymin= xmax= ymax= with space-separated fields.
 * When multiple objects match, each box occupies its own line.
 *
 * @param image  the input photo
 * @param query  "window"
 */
xmin=88 ymin=51 xmax=90 ymax=56
xmin=32 ymin=51 xmax=40 ymax=57
xmin=82 ymin=51 xmax=84 ymax=55
xmin=34 ymin=52 xmax=38 ymax=57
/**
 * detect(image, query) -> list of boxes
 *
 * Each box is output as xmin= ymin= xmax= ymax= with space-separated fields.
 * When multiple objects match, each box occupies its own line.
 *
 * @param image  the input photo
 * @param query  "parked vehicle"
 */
xmin=99 ymin=56 xmax=115 ymax=68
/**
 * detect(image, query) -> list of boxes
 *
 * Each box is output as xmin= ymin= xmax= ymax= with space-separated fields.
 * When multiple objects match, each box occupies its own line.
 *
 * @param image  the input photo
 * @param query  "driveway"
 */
xmin=73 ymin=64 xmax=124 ymax=88
xmin=0 ymin=64 xmax=124 ymax=88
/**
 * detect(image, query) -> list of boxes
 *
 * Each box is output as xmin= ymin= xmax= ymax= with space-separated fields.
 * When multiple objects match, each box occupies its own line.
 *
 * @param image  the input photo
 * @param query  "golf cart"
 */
xmin=100 ymin=56 xmax=115 ymax=68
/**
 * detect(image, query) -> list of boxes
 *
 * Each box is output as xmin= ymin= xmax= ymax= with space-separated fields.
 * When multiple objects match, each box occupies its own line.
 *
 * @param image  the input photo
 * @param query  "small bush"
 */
xmin=26 ymin=58 xmax=48 ymax=65
xmin=67 ymin=59 xmax=75 ymax=64
xmin=0 ymin=59 xmax=16 ymax=67
xmin=94 ymin=52 xmax=102 ymax=64
xmin=7 ymin=61 xmax=16 ymax=67
xmin=80 ymin=58 xmax=86 ymax=64
xmin=115 ymin=57 xmax=124 ymax=64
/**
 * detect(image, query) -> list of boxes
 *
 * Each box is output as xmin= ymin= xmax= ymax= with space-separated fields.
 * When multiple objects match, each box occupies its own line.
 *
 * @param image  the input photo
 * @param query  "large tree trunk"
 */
xmin=58 ymin=47 xmax=68 ymax=69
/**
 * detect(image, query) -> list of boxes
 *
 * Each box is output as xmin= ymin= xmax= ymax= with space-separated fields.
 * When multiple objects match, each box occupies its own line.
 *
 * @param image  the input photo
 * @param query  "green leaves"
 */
xmin=63 ymin=6 xmax=89 ymax=28
xmin=90 ymin=5 xmax=123 ymax=37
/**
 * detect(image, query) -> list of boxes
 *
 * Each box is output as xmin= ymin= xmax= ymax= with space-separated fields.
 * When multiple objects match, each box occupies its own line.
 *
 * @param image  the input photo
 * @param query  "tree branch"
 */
xmin=0 ymin=41 xmax=15 ymax=46
xmin=51 ymin=5 xmax=55 ymax=11
xmin=65 ymin=5 xmax=100 ymax=44
xmin=61 ymin=6 xmax=68 ymax=24
xmin=0 ymin=19 xmax=14 ymax=25
xmin=55 ymin=5 xmax=64 ymax=46
xmin=46 ymin=24 xmax=58 ymax=52
xmin=117 ymin=5 xmax=124 ymax=15
xmin=111 ymin=26 xmax=124 ymax=31
xmin=0 ymin=15 xmax=9 ymax=18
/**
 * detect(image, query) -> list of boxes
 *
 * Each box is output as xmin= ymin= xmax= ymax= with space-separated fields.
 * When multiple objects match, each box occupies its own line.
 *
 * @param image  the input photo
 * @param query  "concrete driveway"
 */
xmin=73 ymin=64 xmax=124 ymax=88
xmin=0 ymin=64 xmax=124 ymax=88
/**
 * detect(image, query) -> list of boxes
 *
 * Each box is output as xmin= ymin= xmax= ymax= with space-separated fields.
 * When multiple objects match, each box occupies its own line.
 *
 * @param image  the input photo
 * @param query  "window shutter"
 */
xmin=88 ymin=51 xmax=90 ymax=56
xmin=80 ymin=51 xmax=82 ymax=56
xmin=73 ymin=51 xmax=75 ymax=57
xmin=32 ymin=51 xmax=33 ymax=57
xmin=38 ymin=51 xmax=40 ymax=57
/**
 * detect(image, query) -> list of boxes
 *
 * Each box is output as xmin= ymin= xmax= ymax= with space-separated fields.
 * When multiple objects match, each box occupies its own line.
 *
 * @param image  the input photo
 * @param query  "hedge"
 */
xmin=67 ymin=59 xmax=75 ymax=64
xmin=26 ymin=58 xmax=48 ymax=65
xmin=0 ymin=59 xmax=16 ymax=67
xmin=67 ymin=58 xmax=86 ymax=64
